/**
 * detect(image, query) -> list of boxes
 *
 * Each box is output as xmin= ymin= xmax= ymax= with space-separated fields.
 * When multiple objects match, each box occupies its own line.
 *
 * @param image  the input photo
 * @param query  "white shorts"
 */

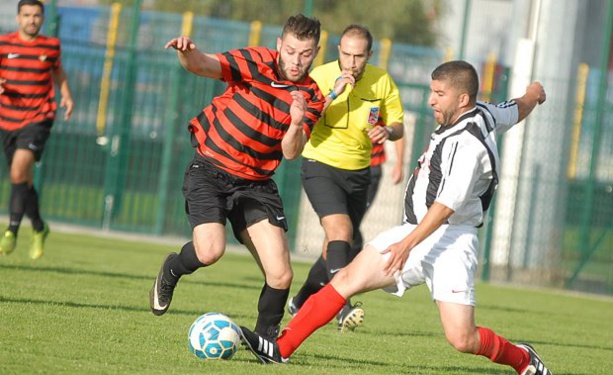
xmin=367 ymin=223 xmax=479 ymax=306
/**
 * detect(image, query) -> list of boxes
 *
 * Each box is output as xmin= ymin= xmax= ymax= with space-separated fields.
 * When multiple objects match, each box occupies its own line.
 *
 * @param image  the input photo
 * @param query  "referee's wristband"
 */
xmin=328 ymin=90 xmax=338 ymax=100
xmin=385 ymin=126 xmax=395 ymax=138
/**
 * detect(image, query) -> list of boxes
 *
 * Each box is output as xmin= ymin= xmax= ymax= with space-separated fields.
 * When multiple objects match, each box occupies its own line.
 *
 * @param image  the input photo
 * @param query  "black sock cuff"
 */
xmin=168 ymin=241 xmax=205 ymax=278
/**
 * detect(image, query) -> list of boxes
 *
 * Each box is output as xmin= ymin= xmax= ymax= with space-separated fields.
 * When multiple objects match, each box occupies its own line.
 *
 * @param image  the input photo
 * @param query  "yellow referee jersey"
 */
xmin=302 ymin=61 xmax=404 ymax=170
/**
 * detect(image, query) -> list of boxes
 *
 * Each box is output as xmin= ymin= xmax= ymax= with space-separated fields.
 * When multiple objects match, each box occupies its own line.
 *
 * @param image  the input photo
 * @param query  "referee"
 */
xmin=289 ymin=24 xmax=404 ymax=332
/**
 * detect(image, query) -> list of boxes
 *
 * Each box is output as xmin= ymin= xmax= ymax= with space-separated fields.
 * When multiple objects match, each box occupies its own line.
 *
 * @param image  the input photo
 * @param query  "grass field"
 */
xmin=0 ymin=228 xmax=611 ymax=374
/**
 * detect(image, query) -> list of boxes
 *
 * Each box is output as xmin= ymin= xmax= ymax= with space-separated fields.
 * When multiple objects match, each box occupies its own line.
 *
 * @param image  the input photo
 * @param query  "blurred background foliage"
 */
xmin=96 ymin=0 xmax=446 ymax=46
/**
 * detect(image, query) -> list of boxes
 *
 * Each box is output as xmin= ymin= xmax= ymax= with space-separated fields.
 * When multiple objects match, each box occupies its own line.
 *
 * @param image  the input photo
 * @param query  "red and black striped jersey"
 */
xmin=370 ymin=142 xmax=387 ymax=167
xmin=189 ymin=46 xmax=325 ymax=181
xmin=370 ymin=118 xmax=388 ymax=167
xmin=0 ymin=32 xmax=61 ymax=131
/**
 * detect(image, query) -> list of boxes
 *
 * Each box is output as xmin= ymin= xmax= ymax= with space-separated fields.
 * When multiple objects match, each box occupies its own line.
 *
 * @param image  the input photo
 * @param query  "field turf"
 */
xmin=0 ymin=227 xmax=611 ymax=374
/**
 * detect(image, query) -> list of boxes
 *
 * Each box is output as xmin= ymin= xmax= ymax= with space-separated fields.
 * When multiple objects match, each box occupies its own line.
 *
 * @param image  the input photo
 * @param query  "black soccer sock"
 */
xmin=166 ymin=241 xmax=206 ymax=283
xmin=293 ymin=255 xmax=327 ymax=309
xmin=326 ymin=240 xmax=351 ymax=281
xmin=327 ymin=240 xmax=353 ymax=309
xmin=25 ymin=186 xmax=44 ymax=232
xmin=8 ymin=182 xmax=29 ymax=234
xmin=254 ymin=283 xmax=289 ymax=340
xmin=350 ymin=230 xmax=364 ymax=261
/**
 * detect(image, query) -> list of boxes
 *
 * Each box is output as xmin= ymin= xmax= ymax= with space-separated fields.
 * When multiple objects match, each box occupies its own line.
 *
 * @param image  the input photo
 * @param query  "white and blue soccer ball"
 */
xmin=188 ymin=312 xmax=241 ymax=360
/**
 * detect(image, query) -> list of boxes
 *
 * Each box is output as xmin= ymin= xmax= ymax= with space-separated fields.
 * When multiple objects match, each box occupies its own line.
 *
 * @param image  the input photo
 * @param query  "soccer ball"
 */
xmin=188 ymin=312 xmax=241 ymax=360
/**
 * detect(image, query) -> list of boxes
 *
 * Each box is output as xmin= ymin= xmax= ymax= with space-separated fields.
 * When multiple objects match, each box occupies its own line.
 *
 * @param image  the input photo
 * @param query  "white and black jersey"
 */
xmin=404 ymin=101 xmax=519 ymax=227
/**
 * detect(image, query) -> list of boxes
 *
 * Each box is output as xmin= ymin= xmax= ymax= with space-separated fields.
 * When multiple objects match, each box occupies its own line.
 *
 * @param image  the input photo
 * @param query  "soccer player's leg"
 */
xmin=242 ymin=217 xmax=292 ymax=341
xmin=150 ymin=160 xmax=226 ymax=315
xmin=236 ymin=185 xmax=292 ymax=341
xmin=2 ymin=148 xmax=36 ymax=255
xmin=288 ymin=255 xmax=327 ymax=316
xmin=273 ymin=244 xmax=395 ymax=359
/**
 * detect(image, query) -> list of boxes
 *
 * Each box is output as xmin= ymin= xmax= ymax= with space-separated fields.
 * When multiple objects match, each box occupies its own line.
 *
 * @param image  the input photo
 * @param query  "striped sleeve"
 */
xmin=476 ymin=100 xmax=518 ymax=134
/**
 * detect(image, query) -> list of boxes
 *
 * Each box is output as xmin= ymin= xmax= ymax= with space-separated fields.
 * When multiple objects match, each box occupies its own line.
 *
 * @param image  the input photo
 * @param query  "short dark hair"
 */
xmin=341 ymin=25 xmax=373 ymax=52
xmin=18 ymin=0 xmax=45 ymax=14
xmin=431 ymin=60 xmax=479 ymax=102
xmin=282 ymin=14 xmax=321 ymax=44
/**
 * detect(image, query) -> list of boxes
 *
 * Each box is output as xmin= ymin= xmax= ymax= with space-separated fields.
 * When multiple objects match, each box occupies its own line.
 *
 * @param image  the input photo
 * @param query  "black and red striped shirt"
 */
xmin=0 ymin=31 xmax=61 ymax=130
xmin=189 ymin=47 xmax=325 ymax=181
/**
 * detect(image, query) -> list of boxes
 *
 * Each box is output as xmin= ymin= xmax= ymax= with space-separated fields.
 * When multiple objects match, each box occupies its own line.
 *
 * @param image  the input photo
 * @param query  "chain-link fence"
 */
xmin=0 ymin=4 xmax=610 ymax=296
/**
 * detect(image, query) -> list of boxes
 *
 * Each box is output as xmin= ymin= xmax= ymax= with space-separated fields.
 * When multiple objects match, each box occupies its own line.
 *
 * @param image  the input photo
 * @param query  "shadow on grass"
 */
xmin=0 ymin=263 xmax=261 ymax=291
xmin=0 ymin=294 xmax=253 ymax=320
xmin=298 ymin=352 xmax=513 ymax=374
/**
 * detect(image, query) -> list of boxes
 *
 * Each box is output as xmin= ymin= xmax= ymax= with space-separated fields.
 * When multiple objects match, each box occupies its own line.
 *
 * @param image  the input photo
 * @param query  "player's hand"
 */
xmin=165 ymin=36 xmax=196 ymax=52
xmin=60 ymin=96 xmax=74 ymax=121
xmin=289 ymin=90 xmax=307 ymax=127
xmin=381 ymin=241 xmax=411 ymax=277
xmin=0 ymin=78 xmax=6 ymax=94
xmin=528 ymin=81 xmax=546 ymax=105
xmin=331 ymin=71 xmax=355 ymax=97
xmin=368 ymin=125 xmax=391 ymax=144
xmin=391 ymin=164 xmax=404 ymax=184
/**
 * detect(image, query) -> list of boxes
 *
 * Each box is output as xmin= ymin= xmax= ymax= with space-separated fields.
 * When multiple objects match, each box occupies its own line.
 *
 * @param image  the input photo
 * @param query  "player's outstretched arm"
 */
xmin=382 ymin=202 xmax=454 ymax=276
xmin=165 ymin=36 xmax=222 ymax=79
xmin=514 ymin=81 xmax=546 ymax=122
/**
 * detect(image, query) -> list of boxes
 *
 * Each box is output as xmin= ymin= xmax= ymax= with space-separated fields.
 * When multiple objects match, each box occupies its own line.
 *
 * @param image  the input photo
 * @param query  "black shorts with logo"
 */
xmin=301 ymin=158 xmax=370 ymax=232
xmin=1 ymin=120 xmax=53 ymax=164
xmin=183 ymin=155 xmax=288 ymax=243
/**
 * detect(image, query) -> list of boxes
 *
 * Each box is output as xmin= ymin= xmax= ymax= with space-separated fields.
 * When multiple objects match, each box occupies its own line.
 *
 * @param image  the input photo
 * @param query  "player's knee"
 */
xmin=193 ymin=242 xmax=225 ymax=265
xmin=266 ymin=268 xmax=293 ymax=289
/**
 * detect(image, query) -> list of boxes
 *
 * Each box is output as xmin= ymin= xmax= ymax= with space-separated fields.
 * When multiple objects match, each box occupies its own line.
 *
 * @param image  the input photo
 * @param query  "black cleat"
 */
xmin=517 ymin=343 xmax=553 ymax=375
xmin=239 ymin=326 xmax=287 ymax=364
xmin=337 ymin=301 xmax=364 ymax=332
xmin=149 ymin=253 xmax=178 ymax=316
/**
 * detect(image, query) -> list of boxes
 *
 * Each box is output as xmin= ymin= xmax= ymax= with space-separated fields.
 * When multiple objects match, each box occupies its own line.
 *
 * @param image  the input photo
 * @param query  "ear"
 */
xmin=367 ymin=50 xmax=374 ymax=61
xmin=276 ymin=37 xmax=282 ymax=51
xmin=459 ymin=92 xmax=471 ymax=107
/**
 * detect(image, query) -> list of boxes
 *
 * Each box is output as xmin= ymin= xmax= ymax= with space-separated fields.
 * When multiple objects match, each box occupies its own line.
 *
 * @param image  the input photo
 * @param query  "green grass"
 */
xmin=0 ymin=229 xmax=611 ymax=374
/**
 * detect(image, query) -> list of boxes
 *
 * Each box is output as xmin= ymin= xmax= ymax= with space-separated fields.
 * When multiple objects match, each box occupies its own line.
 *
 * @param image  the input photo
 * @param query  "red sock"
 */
xmin=475 ymin=327 xmax=530 ymax=373
xmin=277 ymin=284 xmax=346 ymax=358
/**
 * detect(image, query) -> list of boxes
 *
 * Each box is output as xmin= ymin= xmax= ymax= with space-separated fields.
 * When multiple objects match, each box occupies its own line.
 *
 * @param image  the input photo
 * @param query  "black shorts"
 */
xmin=1 ymin=120 xmax=53 ymax=165
xmin=367 ymin=164 xmax=383 ymax=208
xmin=301 ymin=158 xmax=370 ymax=230
xmin=182 ymin=156 xmax=288 ymax=243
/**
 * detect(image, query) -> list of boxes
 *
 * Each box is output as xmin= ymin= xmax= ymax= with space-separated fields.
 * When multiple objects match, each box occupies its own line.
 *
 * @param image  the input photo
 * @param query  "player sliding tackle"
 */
xmin=240 ymin=60 xmax=552 ymax=375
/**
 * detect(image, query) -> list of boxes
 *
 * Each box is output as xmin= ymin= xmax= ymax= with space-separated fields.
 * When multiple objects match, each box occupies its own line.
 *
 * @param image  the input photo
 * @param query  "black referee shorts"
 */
xmin=1 ymin=119 xmax=53 ymax=165
xmin=301 ymin=158 xmax=370 ymax=230
xmin=182 ymin=156 xmax=288 ymax=243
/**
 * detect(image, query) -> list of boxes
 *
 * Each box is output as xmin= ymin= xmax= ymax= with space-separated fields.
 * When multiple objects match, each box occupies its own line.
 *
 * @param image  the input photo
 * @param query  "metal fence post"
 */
xmin=102 ymin=0 xmax=142 ymax=230
xmin=155 ymin=11 xmax=193 ymax=235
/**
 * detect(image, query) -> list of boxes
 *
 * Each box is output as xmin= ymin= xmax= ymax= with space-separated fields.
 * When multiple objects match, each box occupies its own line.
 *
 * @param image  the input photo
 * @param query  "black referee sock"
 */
xmin=8 ymin=182 xmax=29 ymax=234
xmin=166 ymin=241 xmax=206 ymax=283
xmin=293 ymin=255 xmax=327 ymax=308
xmin=326 ymin=240 xmax=351 ymax=281
xmin=254 ymin=283 xmax=289 ymax=340
xmin=350 ymin=230 xmax=364 ymax=261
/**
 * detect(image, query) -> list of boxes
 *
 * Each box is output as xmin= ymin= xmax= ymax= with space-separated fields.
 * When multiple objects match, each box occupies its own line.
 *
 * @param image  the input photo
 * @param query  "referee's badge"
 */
xmin=368 ymin=107 xmax=380 ymax=125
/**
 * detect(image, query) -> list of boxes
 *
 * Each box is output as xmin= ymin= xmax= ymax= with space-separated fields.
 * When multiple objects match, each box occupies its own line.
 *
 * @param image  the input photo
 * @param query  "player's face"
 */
xmin=276 ymin=34 xmax=319 ymax=82
xmin=337 ymin=35 xmax=372 ymax=81
xmin=17 ymin=5 xmax=44 ymax=40
xmin=428 ymin=79 xmax=465 ymax=126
